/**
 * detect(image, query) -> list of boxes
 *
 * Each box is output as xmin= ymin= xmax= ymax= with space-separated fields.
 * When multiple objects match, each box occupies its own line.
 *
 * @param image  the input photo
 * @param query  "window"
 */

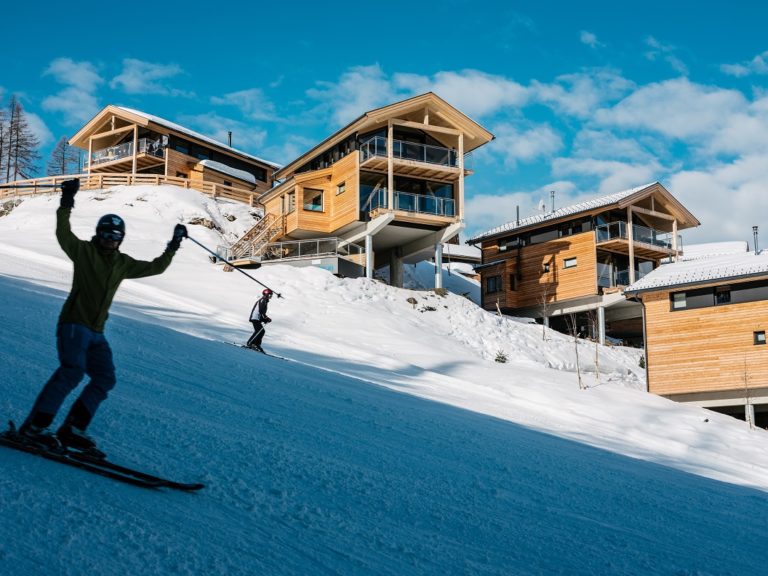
xmin=755 ymin=331 xmax=766 ymax=345
xmin=715 ymin=287 xmax=731 ymax=305
xmin=486 ymin=275 xmax=502 ymax=294
xmin=223 ymin=180 xmax=232 ymax=187
xmin=337 ymin=182 xmax=346 ymax=195
xmin=564 ymin=257 xmax=577 ymax=269
xmin=508 ymin=274 xmax=518 ymax=291
xmin=303 ymin=188 xmax=324 ymax=212
xmin=284 ymin=192 xmax=296 ymax=214
xmin=671 ymin=292 xmax=687 ymax=310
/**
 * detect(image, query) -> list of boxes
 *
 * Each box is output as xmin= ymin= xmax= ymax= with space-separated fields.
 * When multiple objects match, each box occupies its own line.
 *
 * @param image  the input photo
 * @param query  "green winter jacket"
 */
xmin=56 ymin=207 xmax=176 ymax=332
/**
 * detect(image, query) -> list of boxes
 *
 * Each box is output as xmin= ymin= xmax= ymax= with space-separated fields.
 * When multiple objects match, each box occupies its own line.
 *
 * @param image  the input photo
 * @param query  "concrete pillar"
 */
xmin=434 ymin=243 xmax=443 ymax=289
xmin=746 ymin=403 xmax=755 ymax=426
xmin=390 ymin=248 xmax=404 ymax=288
xmin=598 ymin=306 xmax=606 ymax=345
xmin=365 ymin=234 xmax=373 ymax=280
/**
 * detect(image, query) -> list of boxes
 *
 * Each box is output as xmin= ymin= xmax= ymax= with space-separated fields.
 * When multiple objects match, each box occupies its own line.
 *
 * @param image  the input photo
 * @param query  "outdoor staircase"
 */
xmin=229 ymin=212 xmax=285 ymax=260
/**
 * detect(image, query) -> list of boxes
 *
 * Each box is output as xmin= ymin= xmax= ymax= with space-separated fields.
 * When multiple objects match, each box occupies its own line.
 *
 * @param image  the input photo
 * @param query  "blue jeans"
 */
xmin=28 ymin=323 xmax=116 ymax=428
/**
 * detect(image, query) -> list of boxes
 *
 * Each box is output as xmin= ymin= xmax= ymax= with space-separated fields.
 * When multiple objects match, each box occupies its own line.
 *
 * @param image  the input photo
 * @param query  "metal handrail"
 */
xmin=91 ymin=138 xmax=164 ymax=165
xmin=368 ymin=188 xmax=455 ymax=217
xmin=595 ymin=221 xmax=675 ymax=250
xmin=359 ymin=136 xmax=472 ymax=169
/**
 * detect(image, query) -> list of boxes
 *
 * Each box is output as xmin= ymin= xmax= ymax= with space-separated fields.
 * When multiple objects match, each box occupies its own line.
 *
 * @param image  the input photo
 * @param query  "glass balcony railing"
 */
xmin=597 ymin=263 xmax=653 ymax=288
xmin=90 ymin=138 xmax=164 ymax=165
xmin=359 ymin=136 xmax=472 ymax=169
xmin=368 ymin=188 xmax=455 ymax=217
xmin=261 ymin=238 xmax=363 ymax=261
xmin=595 ymin=221 xmax=676 ymax=250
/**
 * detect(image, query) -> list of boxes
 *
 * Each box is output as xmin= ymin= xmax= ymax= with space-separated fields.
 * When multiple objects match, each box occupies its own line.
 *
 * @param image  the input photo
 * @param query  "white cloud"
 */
xmin=110 ymin=59 xmax=190 ymax=97
xmin=24 ymin=112 xmax=54 ymax=147
xmin=721 ymin=50 xmax=768 ymax=77
xmin=644 ymin=36 xmax=689 ymax=76
xmin=211 ymin=88 xmax=277 ymax=122
xmin=580 ymin=31 xmax=603 ymax=48
xmin=489 ymin=122 xmax=562 ymax=168
xmin=43 ymin=58 xmax=103 ymax=92
xmin=593 ymin=78 xmax=746 ymax=140
xmin=552 ymin=157 xmax=662 ymax=196
xmin=41 ymin=58 xmax=104 ymax=125
xmin=306 ymin=64 xmax=398 ymax=126
xmin=531 ymin=69 xmax=634 ymax=118
xmin=572 ymin=129 xmax=656 ymax=163
xmin=42 ymin=86 xmax=101 ymax=125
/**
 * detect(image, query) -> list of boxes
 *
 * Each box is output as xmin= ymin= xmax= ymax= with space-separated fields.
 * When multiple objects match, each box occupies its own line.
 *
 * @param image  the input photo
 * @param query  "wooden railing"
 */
xmin=0 ymin=173 xmax=262 ymax=207
xmin=228 ymin=212 xmax=286 ymax=260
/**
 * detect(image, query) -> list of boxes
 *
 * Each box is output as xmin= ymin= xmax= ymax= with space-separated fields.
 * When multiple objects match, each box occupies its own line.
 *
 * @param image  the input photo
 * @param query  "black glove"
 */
xmin=265 ymin=317 xmax=272 ymax=324
xmin=166 ymin=224 xmax=188 ymax=252
xmin=60 ymin=179 xmax=80 ymax=209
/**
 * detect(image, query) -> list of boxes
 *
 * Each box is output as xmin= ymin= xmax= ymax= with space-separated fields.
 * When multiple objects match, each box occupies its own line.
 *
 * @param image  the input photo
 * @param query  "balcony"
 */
xmin=595 ymin=221 xmax=679 ymax=259
xmin=359 ymin=136 xmax=471 ymax=181
xmin=597 ymin=264 xmax=651 ymax=288
xmin=89 ymin=138 xmax=165 ymax=172
xmin=368 ymin=188 xmax=455 ymax=218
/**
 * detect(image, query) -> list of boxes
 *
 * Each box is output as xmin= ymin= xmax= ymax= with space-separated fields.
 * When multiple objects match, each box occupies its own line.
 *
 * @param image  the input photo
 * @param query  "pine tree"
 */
xmin=5 ymin=96 xmax=40 ymax=181
xmin=47 ymin=136 xmax=79 ymax=176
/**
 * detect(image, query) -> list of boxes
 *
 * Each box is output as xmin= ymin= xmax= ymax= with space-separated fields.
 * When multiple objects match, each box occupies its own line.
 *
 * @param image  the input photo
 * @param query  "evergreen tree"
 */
xmin=47 ymin=136 xmax=79 ymax=176
xmin=5 ymin=96 xmax=40 ymax=181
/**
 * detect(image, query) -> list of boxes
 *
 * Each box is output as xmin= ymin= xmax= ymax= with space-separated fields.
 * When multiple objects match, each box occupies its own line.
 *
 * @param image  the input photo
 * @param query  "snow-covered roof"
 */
xmin=625 ymin=248 xmax=768 ymax=294
xmin=198 ymin=159 xmax=256 ymax=185
xmin=468 ymin=183 xmax=657 ymax=243
xmin=117 ymin=106 xmax=281 ymax=169
xmin=443 ymin=243 xmax=481 ymax=261
xmin=679 ymin=241 xmax=748 ymax=261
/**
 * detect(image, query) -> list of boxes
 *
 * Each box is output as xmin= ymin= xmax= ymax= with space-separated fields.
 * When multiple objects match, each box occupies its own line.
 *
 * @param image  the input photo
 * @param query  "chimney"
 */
xmin=754 ymin=226 xmax=759 ymax=255
xmin=550 ymin=190 xmax=556 ymax=213
xmin=228 ymin=131 xmax=232 ymax=147
xmin=516 ymin=205 xmax=520 ymax=226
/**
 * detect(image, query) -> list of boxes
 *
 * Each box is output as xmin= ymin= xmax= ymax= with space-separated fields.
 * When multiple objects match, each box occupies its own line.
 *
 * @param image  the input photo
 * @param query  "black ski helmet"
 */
xmin=96 ymin=214 xmax=126 ymax=242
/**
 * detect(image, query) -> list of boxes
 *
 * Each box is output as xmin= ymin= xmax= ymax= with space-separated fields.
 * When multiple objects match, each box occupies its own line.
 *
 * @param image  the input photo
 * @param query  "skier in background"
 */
xmin=246 ymin=288 xmax=273 ymax=353
xmin=18 ymin=178 xmax=188 ymax=453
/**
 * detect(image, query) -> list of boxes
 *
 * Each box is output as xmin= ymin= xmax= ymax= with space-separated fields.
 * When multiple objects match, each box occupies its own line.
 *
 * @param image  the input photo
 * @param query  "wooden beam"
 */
xmin=87 ymin=136 xmax=93 ymax=174
xmin=390 ymin=118 xmax=460 ymax=136
xmin=90 ymin=125 xmax=135 ymax=140
xmin=630 ymin=205 xmax=675 ymax=221
xmin=627 ymin=207 xmax=635 ymax=284
xmin=132 ymin=125 xmax=138 ymax=174
xmin=387 ymin=120 xmax=394 ymax=212
xmin=423 ymin=107 xmax=429 ymax=125
xmin=458 ymin=133 xmax=464 ymax=220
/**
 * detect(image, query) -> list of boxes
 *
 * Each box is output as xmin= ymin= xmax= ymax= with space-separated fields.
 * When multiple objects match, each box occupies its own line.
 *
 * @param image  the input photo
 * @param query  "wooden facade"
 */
xmin=69 ymin=106 xmax=278 ymax=195
xmin=470 ymin=183 xmax=699 ymax=342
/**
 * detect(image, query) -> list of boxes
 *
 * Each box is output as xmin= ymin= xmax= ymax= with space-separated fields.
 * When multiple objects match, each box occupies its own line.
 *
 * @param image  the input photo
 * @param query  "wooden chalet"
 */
xmin=236 ymin=93 xmax=494 ymax=286
xmin=68 ymin=106 xmax=280 ymax=194
xmin=625 ymin=241 xmax=768 ymax=425
xmin=467 ymin=182 xmax=700 ymax=343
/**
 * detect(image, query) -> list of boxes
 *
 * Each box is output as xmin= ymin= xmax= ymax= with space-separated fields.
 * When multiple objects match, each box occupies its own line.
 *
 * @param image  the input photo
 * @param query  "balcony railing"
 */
xmin=368 ymin=188 xmax=455 ymax=217
xmin=595 ymin=221 xmax=675 ymax=250
xmin=91 ymin=138 xmax=164 ymax=165
xmin=597 ymin=264 xmax=651 ymax=288
xmin=359 ymin=136 xmax=472 ymax=169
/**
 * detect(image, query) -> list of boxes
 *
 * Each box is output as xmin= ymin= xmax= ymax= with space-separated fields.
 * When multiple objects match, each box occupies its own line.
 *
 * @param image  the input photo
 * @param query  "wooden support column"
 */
xmin=672 ymin=218 xmax=679 ymax=262
xmin=458 ymin=133 xmax=464 ymax=220
xmin=132 ymin=125 xmax=138 ymax=174
xmin=627 ymin=206 xmax=635 ymax=284
xmin=87 ymin=137 xmax=93 ymax=175
xmin=387 ymin=120 xmax=394 ymax=211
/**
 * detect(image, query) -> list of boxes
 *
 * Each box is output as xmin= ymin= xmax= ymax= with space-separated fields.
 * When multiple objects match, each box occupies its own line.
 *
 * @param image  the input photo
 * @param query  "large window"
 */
xmin=303 ymin=188 xmax=324 ymax=212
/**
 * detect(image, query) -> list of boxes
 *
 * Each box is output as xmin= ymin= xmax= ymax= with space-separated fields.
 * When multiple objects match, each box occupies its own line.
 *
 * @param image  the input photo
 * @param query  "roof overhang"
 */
xmin=274 ymin=92 xmax=494 ymax=180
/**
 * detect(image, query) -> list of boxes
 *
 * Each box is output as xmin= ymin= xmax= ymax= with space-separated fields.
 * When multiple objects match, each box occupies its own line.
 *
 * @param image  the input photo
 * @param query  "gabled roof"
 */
xmin=274 ymin=92 xmax=494 ymax=180
xmin=625 ymin=247 xmax=768 ymax=295
xmin=468 ymin=182 xmax=700 ymax=244
xmin=69 ymin=105 xmax=281 ymax=169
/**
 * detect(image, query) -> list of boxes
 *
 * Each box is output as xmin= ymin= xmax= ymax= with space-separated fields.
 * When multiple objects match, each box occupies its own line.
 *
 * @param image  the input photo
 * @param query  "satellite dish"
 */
xmin=538 ymin=199 xmax=546 ymax=212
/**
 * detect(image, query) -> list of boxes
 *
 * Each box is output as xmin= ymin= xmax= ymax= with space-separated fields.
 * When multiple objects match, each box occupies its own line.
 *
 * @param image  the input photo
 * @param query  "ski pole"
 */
xmin=0 ymin=183 xmax=64 ymax=189
xmin=185 ymin=235 xmax=283 ymax=299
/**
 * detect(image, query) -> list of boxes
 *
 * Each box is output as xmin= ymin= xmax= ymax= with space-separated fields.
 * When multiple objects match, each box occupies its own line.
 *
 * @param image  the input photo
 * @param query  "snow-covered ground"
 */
xmin=0 ymin=185 xmax=766 ymax=575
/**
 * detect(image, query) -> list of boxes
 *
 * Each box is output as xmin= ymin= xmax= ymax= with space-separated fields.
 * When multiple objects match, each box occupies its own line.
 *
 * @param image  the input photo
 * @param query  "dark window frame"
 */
xmin=486 ymin=275 xmax=502 ymax=294
xmin=755 ymin=331 xmax=766 ymax=345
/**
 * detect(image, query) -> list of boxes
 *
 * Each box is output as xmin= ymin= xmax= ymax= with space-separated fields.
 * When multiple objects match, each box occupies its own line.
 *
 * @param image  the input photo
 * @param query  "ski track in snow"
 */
xmin=1 ymin=187 xmax=767 ymax=575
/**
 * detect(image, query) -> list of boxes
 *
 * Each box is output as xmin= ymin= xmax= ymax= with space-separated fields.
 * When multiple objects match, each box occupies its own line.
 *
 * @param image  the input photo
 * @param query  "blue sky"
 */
xmin=3 ymin=0 xmax=767 ymax=245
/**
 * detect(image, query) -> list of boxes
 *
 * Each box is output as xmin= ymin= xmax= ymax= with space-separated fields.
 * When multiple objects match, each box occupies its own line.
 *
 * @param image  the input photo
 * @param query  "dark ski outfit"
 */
xmin=22 ymin=179 xmax=186 ymax=443
xmin=246 ymin=291 xmax=272 ymax=350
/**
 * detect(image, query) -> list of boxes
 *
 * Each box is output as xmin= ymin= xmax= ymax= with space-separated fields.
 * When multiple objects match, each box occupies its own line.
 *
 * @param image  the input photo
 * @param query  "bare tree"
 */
xmin=744 ymin=354 xmax=754 ymax=429
xmin=565 ymin=313 xmax=586 ymax=390
xmin=586 ymin=309 xmax=600 ymax=385
xmin=47 ymin=136 xmax=79 ymax=176
xmin=538 ymin=282 xmax=552 ymax=341
xmin=5 ymin=96 xmax=40 ymax=181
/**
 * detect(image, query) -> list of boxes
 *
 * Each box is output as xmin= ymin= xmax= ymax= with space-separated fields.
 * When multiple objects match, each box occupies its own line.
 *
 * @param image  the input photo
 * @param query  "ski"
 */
xmin=0 ymin=422 xmax=204 ymax=492
xmin=230 ymin=342 xmax=287 ymax=360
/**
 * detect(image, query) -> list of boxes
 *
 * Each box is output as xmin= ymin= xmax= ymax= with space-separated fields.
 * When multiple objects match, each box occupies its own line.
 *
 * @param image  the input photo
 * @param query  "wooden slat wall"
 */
xmin=642 ymin=290 xmax=768 ymax=395
xmin=166 ymin=149 xmax=193 ymax=178
xmin=293 ymin=153 xmax=360 ymax=234
xmin=480 ymin=231 xmax=597 ymax=311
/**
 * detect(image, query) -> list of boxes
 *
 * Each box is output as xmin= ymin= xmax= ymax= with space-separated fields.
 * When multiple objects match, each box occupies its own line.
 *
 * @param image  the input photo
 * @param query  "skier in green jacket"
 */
xmin=19 ymin=178 xmax=187 ymax=453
